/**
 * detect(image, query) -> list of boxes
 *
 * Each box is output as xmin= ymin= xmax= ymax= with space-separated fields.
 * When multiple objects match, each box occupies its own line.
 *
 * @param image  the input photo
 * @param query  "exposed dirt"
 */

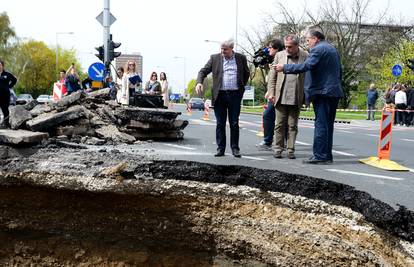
xmin=0 ymin=146 xmax=413 ymax=266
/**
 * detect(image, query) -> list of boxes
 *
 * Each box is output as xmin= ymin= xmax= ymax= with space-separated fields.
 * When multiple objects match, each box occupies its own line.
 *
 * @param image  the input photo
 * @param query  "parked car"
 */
xmin=36 ymin=94 xmax=53 ymax=104
xmin=16 ymin=94 xmax=34 ymax=105
xmin=9 ymin=89 xmax=17 ymax=105
xmin=189 ymin=97 xmax=204 ymax=111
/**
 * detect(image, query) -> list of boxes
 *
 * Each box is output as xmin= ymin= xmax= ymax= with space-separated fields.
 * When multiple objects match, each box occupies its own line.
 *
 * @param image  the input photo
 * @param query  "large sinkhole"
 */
xmin=0 ymin=148 xmax=413 ymax=266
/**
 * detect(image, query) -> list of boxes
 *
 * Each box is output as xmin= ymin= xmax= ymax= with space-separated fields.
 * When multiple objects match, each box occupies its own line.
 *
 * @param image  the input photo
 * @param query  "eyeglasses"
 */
xmin=128 ymin=63 xmax=135 ymax=66
xmin=152 ymin=75 xmax=157 ymax=77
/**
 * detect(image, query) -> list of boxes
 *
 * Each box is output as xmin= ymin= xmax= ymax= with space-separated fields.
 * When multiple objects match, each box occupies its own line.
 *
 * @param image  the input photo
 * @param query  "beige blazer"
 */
xmin=266 ymin=49 xmax=308 ymax=107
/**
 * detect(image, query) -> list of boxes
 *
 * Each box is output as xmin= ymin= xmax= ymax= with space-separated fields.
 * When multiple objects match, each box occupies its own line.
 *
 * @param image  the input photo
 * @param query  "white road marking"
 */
xmin=332 ymin=150 xmax=356 ymax=157
xmin=162 ymin=144 xmax=195 ymax=150
xmin=239 ymin=120 xmax=261 ymax=126
xmin=366 ymin=134 xmax=379 ymax=137
xmin=326 ymin=169 xmax=404 ymax=181
xmin=402 ymin=139 xmax=414 ymax=143
xmin=296 ymin=141 xmax=311 ymax=146
xmin=408 ymin=168 xmax=414 ymax=173
xmin=242 ymin=156 xmax=266 ymax=161
xmin=338 ymin=130 xmax=354 ymax=134
xmin=190 ymin=119 xmax=215 ymax=126
xmin=248 ymin=129 xmax=259 ymax=134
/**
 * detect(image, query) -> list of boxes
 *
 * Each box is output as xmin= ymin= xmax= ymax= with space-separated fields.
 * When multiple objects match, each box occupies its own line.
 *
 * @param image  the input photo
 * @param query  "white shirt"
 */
xmin=395 ymin=90 xmax=407 ymax=105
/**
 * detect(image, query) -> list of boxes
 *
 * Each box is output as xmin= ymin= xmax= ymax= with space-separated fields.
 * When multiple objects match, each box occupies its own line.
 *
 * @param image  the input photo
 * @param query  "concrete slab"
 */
xmin=0 ymin=129 xmax=48 ymax=145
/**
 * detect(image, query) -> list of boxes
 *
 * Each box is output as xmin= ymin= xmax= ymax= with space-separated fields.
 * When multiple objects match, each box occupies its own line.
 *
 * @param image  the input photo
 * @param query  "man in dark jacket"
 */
xmin=406 ymin=86 xmax=414 ymax=126
xmin=0 ymin=60 xmax=17 ymax=128
xmin=366 ymin=83 xmax=378 ymax=121
xmin=275 ymin=28 xmax=343 ymax=164
xmin=196 ymin=39 xmax=250 ymax=157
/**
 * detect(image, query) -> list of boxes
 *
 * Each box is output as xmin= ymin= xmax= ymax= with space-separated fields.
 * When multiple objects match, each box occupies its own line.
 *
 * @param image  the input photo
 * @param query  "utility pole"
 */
xmin=103 ymin=0 xmax=110 ymax=71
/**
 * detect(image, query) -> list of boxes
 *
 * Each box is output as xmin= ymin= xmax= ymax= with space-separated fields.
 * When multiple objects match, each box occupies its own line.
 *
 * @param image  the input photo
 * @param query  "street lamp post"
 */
xmin=56 ymin=31 xmax=74 ymax=80
xmin=235 ymin=0 xmax=239 ymax=52
xmin=173 ymin=56 xmax=186 ymax=95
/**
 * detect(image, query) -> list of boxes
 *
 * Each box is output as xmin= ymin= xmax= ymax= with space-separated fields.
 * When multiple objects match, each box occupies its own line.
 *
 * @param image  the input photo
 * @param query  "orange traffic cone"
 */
xmin=203 ymin=102 xmax=210 ymax=121
xmin=186 ymin=104 xmax=192 ymax=115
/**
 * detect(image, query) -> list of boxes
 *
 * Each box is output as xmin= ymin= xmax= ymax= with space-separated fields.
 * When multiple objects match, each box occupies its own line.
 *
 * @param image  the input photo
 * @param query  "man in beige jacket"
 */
xmin=267 ymin=34 xmax=308 ymax=159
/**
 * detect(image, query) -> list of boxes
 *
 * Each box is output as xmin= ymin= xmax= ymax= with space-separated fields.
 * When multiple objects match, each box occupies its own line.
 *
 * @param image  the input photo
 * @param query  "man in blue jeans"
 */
xmin=256 ymin=39 xmax=285 ymax=150
xmin=274 ymin=28 xmax=343 ymax=164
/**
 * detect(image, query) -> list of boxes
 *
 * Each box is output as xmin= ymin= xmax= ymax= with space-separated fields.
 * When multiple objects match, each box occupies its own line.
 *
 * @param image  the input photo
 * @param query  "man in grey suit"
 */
xmin=275 ymin=28 xmax=343 ymax=164
xmin=196 ymin=39 xmax=250 ymax=157
xmin=267 ymin=34 xmax=308 ymax=159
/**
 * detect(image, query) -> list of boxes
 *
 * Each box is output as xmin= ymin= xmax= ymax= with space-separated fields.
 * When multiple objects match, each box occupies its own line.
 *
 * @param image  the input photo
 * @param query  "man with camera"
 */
xmin=267 ymin=35 xmax=308 ymax=159
xmin=255 ymin=39 xmax=285 ymax=151
xmin=196 ymin=39 xmax=249 ymax=158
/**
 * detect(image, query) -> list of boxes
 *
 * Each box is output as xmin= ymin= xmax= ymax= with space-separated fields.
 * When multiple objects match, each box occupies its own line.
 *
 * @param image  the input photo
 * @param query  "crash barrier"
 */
xmin=359 ymin=108 xmax=409 ymax=171
xmin=256 ymin=104 xmax=266 ymax=137
xmin=203 ymin=102 xmax=210 ymax=121
xmin=53 ymin=82 xmax=67 ymax=101
xmin=130 ymin=95 xmax=164 ymax=108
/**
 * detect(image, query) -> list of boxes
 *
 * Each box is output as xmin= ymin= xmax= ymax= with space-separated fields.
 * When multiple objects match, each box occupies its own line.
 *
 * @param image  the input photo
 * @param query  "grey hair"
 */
xmin=284 ymin=34 xmax=300 ymax=45
xmin=306 ymin=27 xmax=325 ymax=40
xmin=221 ymin=39 xmax=234 ymax=49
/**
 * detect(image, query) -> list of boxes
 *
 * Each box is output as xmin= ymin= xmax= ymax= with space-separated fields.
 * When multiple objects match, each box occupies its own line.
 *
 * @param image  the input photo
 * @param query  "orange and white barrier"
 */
xmin=53 ymin=82 xmax=67 ymax=101
xmin=203 ymin=102 xmax=210 ymax=121
xmin=186 ymin=103 xmax=192 ymax=115
xmin=359 ymin=108 xmax=408 ymax=171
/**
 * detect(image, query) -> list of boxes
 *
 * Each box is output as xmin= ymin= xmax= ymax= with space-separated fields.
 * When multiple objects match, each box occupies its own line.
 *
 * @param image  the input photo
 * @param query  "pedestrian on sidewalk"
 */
xmin=196 ymin=39 xmax=250 ymax=158
xmin=256 ymin=38 xmax=284 ymax=151
xmin=274 ymin=27 xmax=343 ymax=164
xmin=406 ymin=85 xmax=414 ymax=126
xmin=366 ymin=83 xmax=378 ymax=121
xmin=0 ymin=60 xmax=17 ymax=128
xmin=394 ymin=84 xmax=407 ymax=126
xmin=267 ymin=34 xmax=308 ymax=159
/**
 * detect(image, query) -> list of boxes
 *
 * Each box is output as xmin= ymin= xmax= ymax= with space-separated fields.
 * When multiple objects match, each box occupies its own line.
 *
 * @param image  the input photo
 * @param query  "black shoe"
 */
xmin=303 ymin=157 xmax=332 ymax=164
xmin=287 ymin=152 xmax=296 ymax=159
xmin=232 ymin=149 xmax=241 ymax=158
xmin=256 ymin=141 xmax=272 ymax=151
xmin=214 ymin=150 xmax=225 ymax=157
xmin=273 ymin=151 xmax=282 ymax=158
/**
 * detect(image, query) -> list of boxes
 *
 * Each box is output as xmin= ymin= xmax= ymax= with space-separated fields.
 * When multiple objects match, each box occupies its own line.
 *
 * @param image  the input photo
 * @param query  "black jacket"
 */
xmin=0 ymin=70 xmax=17 ymax=96
xmin=407 ymin=88 xmax=414 ymax=108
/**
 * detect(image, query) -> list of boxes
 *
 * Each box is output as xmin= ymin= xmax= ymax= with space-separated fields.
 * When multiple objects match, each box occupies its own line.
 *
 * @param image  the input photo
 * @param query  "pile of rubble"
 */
xmin=0 ymin=89 xmax=188 ymax=146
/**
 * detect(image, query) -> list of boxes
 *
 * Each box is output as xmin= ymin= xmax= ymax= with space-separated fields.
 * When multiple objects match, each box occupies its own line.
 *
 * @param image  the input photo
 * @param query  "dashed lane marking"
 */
xmin=402 ymin=139 xmax=414 ymax=143
xmin=296 ymin=141 xmax=311 ymax=146
xmin=366 ymin=134 xmax=379 ymax=137
xmin=162 ymin=144 xmax=196 ymax=150
xmin=338 ymin=130 xmax=355 ymax=134
xmin=242 ymin=156 xmax=266 ymax=161
xmin=326 ymin=169 xmax=404 ymax=181
xmin=332 ymin=150 xmax=356 ymax=157
xmin=248 ymin=129 xmax=260 ymax=134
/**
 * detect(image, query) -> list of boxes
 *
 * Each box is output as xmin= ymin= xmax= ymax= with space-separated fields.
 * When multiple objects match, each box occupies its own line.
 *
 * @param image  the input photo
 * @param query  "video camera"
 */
xmin=252 ymin=47 xmax=274 ymax=68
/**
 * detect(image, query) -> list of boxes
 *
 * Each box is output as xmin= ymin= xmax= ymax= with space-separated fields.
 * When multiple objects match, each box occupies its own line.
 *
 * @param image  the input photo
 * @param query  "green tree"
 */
xmin=0 ymin=12 xmax=16 ymax=61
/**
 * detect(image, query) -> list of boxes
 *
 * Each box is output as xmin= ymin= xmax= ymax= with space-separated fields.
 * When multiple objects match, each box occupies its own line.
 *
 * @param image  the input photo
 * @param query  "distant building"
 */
xmin=115 ymin=53 xmax=143 ymax=78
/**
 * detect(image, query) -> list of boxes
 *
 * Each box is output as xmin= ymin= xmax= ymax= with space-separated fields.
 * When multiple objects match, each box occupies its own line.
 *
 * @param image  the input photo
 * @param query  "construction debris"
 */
xmin=0 ymin=89 xmax=188 ymax=146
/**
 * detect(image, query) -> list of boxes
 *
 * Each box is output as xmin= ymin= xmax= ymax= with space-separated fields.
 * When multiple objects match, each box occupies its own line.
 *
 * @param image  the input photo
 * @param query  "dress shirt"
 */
xmin=395 ymin=90 xmax=407 ymax=105
xmin=222 ymin=54 xmax=238 ymax=90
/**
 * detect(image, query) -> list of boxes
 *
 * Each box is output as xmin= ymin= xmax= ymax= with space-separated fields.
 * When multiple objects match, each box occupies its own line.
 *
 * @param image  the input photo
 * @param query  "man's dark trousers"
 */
xmin=214 ymin=90 xmax=242 ymax=152
xmin=263 ymin=101 xmax=275 ymax=145
xmin=312 ymin=96 xmax=340 ymax=161
xmin=0 ymin=90 xmax=10 ymax=124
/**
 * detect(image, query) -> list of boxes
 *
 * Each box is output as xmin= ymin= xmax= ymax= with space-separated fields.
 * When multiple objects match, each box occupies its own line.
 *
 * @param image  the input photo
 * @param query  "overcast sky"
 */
xmin=2 ymin=0 xmax=413 ymax=93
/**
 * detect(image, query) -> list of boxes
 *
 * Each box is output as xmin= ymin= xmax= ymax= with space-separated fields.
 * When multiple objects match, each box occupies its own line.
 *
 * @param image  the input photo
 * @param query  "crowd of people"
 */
xmin=384 ymin=82 xmax=414 ymax=126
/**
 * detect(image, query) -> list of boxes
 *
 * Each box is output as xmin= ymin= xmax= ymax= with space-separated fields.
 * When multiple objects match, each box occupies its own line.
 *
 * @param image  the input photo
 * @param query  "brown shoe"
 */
xmin=287 ymin=153 xmax=296 ymax=159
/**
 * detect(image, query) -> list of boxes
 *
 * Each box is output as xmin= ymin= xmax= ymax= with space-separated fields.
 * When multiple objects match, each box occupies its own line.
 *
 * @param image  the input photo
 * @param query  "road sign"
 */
xmin=96 ymin=11 xmax=117 ymax=26
xmin=243 ymin=85 xmax=255 ymax=100
xmin=88 ymin=62 xmax=105 ymax=81
xmin=391 ymin=64 xmax=402 ymax=77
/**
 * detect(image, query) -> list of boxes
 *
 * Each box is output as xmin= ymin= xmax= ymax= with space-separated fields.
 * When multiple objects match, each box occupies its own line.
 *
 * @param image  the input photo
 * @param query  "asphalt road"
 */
xmin=145 ymin=104 xmax=414 ymax=211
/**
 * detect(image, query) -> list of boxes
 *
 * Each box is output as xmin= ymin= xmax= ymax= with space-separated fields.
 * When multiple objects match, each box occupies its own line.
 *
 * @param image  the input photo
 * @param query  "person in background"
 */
xmin=0 ymin=60 xmax=17 ymax=128
xmin=81 ymin=77 xmax=93 ymax=91
xmin=394 ymin=84 xmax=407 ymax=126
xmin=120 ymin=60 xmax=140 ymax=105
xmin=144 ymin=71 xmax=161 ymax=95
xmin=58 ymin=69 xmax=66 ymax=83
xmin=115 ymin=67 xmax=124 ymax=103
xmin=196 ymin=39 xmax=250 ymax=158
xmin=274 ymin=27 xmax=343 ymax=164
xmin=64 ymin=64 xmax=81 ymax=95
xmin=256 ymin=38 xmax=285 ymax=151
xmin=406 ymin=84 xmax=414 ymax=126
xmin=366 ymin=83 xmax=378 ymax=121
xmin=160 ymin=72 xmax=169 ymax=108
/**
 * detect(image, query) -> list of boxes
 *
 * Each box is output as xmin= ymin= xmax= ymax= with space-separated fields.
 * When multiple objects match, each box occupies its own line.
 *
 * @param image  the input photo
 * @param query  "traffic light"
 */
xmin=108 ymin=37 xmax=121 ymax=62
xmin=407 ymin=58 xmax=414 ymax=71
xmin=95 ymin=45 xmax=104 ymax=62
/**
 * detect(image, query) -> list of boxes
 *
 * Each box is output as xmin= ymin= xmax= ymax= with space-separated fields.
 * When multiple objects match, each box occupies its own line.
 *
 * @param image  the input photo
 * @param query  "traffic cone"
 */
xmin=203 ymin=102 xmax=210 ymax=121
xmin=186 ymin=104 xmax=192 ymax=115
xmin=360 ymin=107 xmax=408 ymax=171
xmin=256 ymin=104 xmax=266 ymax=137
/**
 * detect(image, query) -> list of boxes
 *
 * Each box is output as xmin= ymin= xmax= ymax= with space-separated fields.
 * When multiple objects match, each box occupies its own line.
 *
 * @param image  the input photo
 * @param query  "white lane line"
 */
xmin=248 ymin=129 xmax=260 ymax=134
xmin=338 ymin=130 xmax=354 ymax=134
xmin=326 ymin=169 xmax=404 ymax=181
xmin=296 ymin=141 xmax=311 ymax=146
xmin=239 ymin=120 xmax=261 ymax=126
xmin=190 ymin=119 xmax=215 ymax=126
xmin=402 ymin=139 xmax=414 ymax=143
xmin=366 ymin=134 xmax=379 ymax=137
xmin=242 ymin=156 xmax=266 ymax=161
xmin=408 ymin=168 xmax=414 ymax=173
xmin=162 ymin=144 xmax=196 ymax=150
xmin=332 ymin=150 xmax=356 ymax=157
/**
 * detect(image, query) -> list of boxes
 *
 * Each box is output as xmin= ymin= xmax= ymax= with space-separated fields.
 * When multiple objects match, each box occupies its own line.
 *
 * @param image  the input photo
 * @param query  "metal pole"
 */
xmin=55 ymin=33 xmax=58 ymax=80
xmin=103 ymin=0 xmax=110 ymax=66
xmin=235 ymin=0 xmax=238 ymax=52
xmin=183 ymin=57 xmax=186 ymax=94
